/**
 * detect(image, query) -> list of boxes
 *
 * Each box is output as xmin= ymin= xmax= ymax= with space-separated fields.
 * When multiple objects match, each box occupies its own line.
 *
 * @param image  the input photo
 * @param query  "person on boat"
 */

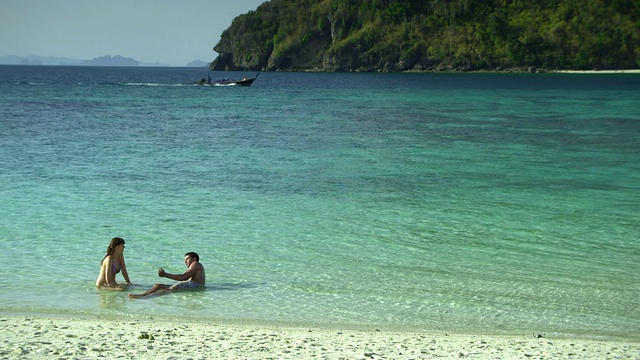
xmin=198 ymin=78 xmax=206 ymax=85
xmin=128 ymin=252 xmax=205 ymax=298
xmin=96 ymin=237 xmax=131 ymax=289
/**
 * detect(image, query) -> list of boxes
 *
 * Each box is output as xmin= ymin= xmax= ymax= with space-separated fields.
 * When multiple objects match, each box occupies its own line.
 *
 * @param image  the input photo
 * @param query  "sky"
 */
xmin=0 ymin=0 xmax=267 ymax=66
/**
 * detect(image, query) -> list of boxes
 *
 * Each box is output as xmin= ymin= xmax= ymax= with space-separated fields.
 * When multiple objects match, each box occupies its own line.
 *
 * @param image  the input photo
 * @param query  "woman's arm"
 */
xmin=120 ymin=255 xmax=131 ymax=284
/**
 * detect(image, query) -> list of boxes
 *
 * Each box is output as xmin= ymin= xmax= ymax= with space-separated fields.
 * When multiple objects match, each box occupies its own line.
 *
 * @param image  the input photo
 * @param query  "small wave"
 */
xmin=123 ymin=82 xmax=186 ymax=87
xmin=124 ymin=82 xmax=160 ymax=86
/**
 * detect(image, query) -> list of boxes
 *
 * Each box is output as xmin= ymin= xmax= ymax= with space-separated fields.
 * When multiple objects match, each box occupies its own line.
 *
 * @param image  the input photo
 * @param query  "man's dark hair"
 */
xmin=185 ymin=252 xmax=199 ymax=261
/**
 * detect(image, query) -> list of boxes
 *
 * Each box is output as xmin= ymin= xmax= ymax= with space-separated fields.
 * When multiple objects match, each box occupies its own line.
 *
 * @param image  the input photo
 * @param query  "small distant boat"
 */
xmin=217 ymin=73 xmax=258 ymax=86
xmin=197 ymin=73 xmax=259 ymax=87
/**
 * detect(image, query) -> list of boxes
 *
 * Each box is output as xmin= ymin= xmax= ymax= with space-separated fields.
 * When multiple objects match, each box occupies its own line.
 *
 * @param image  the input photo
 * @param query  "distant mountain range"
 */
xmin=186 ymin=60 xmax=209 ymax=67
xmin=0 ymin=55 xmax=209 ymax=67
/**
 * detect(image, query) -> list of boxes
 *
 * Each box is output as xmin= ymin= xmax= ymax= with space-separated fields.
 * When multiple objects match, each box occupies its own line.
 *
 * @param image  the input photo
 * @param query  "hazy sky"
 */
xmin=0 ymin=0 xmax=267 ymax=66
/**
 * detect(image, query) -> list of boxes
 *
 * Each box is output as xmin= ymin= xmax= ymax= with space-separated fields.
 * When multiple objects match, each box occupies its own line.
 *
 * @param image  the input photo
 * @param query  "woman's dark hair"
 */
xmin=102 ymin=237 xmax=125 ymax=263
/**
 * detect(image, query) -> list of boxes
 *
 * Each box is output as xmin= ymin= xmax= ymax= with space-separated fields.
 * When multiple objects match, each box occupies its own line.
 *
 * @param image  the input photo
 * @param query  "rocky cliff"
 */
xmin=211 ymin=0 xmax=640 ymax=72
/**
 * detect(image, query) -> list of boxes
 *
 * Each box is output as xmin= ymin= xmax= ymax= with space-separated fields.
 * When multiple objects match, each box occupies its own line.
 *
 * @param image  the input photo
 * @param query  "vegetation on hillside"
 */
xmin=212 ymin=0 xmax=640 ymax=72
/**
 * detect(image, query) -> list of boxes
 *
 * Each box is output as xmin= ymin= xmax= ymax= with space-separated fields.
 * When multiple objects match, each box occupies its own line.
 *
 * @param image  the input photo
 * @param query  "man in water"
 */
xmin=197 ymin=75 xmax=212 ymax=85
xmin=129 ymin=252 xmax=205 ymax=298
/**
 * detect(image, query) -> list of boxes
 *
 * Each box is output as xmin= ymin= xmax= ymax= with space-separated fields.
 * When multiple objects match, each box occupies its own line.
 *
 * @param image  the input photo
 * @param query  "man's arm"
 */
xmin=158 ymin=263 xmax=199 ymax=281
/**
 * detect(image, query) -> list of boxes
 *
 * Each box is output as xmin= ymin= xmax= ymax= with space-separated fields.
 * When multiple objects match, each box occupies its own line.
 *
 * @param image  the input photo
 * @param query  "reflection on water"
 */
xmin=95 ymin=282 xmax=261 ymax=313
xmin=97 ymin=289 xmax=128 ymax=311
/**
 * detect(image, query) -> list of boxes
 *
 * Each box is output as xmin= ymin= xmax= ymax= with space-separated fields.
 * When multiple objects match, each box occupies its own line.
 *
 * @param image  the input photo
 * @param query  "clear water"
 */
xmin=1 ymin=66 xmax=639 ymax=340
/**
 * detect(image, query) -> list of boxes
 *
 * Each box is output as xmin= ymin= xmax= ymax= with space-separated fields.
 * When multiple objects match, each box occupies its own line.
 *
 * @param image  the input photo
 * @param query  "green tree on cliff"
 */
xmin=211 ymin=0 xmax=640 ymax=71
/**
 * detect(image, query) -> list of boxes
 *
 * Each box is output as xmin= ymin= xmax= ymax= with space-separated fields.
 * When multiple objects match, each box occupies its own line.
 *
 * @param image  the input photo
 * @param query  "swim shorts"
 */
xmin=169 ymin=280 xmax=200 ymax=291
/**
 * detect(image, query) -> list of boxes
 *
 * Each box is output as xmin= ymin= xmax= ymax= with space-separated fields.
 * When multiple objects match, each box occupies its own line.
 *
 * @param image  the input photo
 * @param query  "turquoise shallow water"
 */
xmin=0 ymin=66 xmax=639 ymax=339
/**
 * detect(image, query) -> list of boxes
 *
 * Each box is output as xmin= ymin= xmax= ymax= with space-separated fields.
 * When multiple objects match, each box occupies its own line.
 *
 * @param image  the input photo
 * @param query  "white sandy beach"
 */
xmin=0 ymin=316 xmax=638 ymax=359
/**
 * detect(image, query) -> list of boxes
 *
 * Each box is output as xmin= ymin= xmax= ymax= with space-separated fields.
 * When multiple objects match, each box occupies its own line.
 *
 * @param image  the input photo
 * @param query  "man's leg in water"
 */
xmin=128 ymin=284 xmax=170 ymax=298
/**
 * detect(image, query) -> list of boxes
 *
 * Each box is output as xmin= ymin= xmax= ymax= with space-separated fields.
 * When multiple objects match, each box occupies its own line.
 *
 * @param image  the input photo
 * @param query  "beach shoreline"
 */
xmin=1 ymin=315 xmax=638 ymax=359
xmin=399 ymin=68 xmax=640 ymax=74
xmin=551 ymin=69 xmax=640 ymax=74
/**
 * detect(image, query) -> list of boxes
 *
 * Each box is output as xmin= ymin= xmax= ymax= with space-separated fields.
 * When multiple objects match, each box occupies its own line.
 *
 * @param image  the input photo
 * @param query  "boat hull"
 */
xmin=217 ymin=77 xmax=256 ymax=86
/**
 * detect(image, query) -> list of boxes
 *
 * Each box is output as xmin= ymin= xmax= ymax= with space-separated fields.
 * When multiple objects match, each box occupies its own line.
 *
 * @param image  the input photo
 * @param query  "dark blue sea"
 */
xmin=1 ymin=65 xmax=639 ymax=340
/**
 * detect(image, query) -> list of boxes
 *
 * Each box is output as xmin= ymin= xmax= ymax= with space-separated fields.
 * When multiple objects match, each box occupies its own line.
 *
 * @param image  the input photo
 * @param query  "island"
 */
xmin=211 ymin=0 xmax=639 ymax=72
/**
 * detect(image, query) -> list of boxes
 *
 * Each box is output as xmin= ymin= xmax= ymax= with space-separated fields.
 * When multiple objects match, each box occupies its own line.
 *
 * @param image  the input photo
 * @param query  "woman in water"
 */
xmin=96 ymin=237 xmax=131 ymax=289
